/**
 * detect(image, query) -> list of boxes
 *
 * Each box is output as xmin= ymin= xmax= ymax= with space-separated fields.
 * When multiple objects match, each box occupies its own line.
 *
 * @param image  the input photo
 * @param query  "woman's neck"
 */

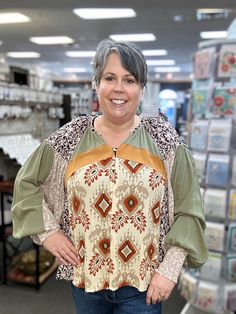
xmin=94 ymin=115 xmax=140 ymax=148
xmin=96 ymin=115 xmax=139 ymax=133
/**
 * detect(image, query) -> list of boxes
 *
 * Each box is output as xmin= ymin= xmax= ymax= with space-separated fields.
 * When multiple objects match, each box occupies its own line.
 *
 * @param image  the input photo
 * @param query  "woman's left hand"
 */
xmin=146 ymin=272 xmax=176 ymax=304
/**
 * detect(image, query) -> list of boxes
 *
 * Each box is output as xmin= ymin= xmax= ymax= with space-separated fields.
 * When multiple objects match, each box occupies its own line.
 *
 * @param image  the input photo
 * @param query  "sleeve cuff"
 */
xmin=31 ymin=228 xmax=60 ymax=245
xmin=155 ymin=246 xmax=187 ymax=283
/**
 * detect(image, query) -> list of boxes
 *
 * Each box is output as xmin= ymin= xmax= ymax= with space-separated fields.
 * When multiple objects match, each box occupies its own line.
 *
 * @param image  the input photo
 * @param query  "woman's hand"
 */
xmin=42 ymin=230 xmax=79 ymax=266
xmin=146 ymin=272 xmax=176 ymax=304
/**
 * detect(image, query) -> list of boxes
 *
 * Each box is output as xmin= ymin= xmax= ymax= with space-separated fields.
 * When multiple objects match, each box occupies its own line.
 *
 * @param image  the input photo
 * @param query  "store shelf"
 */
xmin=7 ymin=260 xmax=58 ymax=286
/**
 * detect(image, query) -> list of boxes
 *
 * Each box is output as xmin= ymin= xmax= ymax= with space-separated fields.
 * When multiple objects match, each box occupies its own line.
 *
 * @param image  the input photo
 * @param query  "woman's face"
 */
xmin=96 ymin=53 xmax=143 ymax=123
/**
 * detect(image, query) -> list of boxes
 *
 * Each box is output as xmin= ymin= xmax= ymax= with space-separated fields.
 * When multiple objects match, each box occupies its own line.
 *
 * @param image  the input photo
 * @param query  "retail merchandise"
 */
xmin=179 ymin=38 xmax=236 ymax=313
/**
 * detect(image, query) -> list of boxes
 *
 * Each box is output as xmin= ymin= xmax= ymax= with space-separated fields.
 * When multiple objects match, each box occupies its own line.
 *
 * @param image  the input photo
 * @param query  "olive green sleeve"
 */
xmin=164 ymin=144 xmax=208 ymax=268
xmin=11 ymin=141 xmax=54 ymax=238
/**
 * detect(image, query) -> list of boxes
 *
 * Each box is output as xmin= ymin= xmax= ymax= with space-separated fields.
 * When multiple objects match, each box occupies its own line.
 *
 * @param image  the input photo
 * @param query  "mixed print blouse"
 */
xmin=11 ymin=114 xmax=208 ymax=292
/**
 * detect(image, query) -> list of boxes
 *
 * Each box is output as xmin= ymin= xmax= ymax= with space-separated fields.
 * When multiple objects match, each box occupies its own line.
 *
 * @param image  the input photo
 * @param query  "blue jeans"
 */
xmin=71 ymin=284 xmax=162 ymax=314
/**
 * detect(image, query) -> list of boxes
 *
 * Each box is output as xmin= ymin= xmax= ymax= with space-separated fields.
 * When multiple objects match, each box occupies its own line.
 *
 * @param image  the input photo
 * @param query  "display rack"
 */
xmin=179 ymin=38 xmax=236 ymax=313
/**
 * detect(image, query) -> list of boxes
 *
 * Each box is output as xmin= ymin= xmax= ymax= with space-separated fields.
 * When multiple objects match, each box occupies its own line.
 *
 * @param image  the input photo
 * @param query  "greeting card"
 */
xmin=200 ymin=251 xmax=222 ymax=282
xmin=194 ymin=48 xmax=216 ymax=79
xmin=205 ymin=222 xmax=225 ymax=252
xmin=204 ymin=188 xmax=227 ymax=218
xmin=225 ymin=284 xmax=236 ymax=311
xmin=192 ymin=89 xmax=209 ymax=117
xmin=217 ymin=44 xmax=236 ymax=78
xmin=206 ymin=154 xmax=230 ymax=188
xmin=232 ymin=157 xmax=236 ymax=187
xmin=179 ymin=272 xmax=197 ymax=302
xmin=190 ymin=120 xmax=209 ymax=151
xmin=207 ymin=119 xmax=232 ymax=152
xmin=195 ymin=281 xmax=218 ymax=311
xmin=227 ymin=223 xmax=236 ymax=253
xmin=213 ymin=87 xmax=236 ymax=117
xmin=192 ymin=152 xmax=207 ymax=182
xmin=226 ymin=254 xmax=236 ymax=281
xmin=228 ymin=190 xmax=236 ymax=220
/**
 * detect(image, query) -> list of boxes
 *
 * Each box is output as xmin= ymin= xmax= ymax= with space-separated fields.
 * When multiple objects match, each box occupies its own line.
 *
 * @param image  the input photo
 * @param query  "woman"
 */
xmin=12 ymin=39 xmax=208 ymax=314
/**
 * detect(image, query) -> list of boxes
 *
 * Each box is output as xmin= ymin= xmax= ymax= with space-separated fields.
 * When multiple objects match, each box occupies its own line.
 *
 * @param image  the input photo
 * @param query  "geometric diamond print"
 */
xmin=124 ymin=195 xmax=138 ymax=214
xmin=118 ymin=240 xmax=136 ymax=262
xmin=99 ymin=238 xmax=110 ymax=256
xmin=151 ymin=201 xmax=160 ymax=224
xmin=94 ymin=193 xmax=112 ymax=217
xmin=124 ymin=160 xmax=143 ymax=173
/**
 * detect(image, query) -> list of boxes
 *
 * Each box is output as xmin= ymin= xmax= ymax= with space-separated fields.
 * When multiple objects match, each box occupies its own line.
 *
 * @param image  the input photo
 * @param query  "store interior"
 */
xmin=1 ymin=1 xmax=236 ymax=313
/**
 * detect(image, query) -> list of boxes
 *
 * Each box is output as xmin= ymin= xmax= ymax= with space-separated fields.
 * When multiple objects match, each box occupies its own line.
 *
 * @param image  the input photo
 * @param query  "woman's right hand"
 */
xmin=42 ymin=230 xmax=79 ymax=266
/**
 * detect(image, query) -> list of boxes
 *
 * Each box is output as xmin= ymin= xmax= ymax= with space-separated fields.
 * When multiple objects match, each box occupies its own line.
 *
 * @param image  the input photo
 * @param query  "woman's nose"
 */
xmin=113 ymin=79 xmax=124 ymax=92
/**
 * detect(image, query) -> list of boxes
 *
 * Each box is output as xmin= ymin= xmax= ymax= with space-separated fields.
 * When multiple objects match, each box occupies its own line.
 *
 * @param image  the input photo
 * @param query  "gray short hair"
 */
xmin=92 ymin=39 xmax=147 ymax=89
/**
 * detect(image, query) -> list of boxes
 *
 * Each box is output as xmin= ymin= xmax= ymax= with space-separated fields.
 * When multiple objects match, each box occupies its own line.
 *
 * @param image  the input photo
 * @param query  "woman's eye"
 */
xmin=105 ymin=76 xmax=114 ymax=81
xmin=126 ymin=78 xmax=135 ymax=84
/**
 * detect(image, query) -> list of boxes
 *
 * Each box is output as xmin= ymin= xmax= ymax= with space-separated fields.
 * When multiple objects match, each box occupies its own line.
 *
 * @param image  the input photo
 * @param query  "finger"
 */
xmin=55 ymin=253 xmax=69 ymax=265
xmin=146 ymin=287 xmax=154 ymax=305
xmin=61 ymin=249 xmax=79 ymax=266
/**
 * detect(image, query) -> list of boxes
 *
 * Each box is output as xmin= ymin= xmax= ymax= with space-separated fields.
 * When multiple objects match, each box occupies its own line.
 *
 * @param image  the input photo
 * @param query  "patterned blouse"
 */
xmin=11 ymin=114 xmax=208 ymax=293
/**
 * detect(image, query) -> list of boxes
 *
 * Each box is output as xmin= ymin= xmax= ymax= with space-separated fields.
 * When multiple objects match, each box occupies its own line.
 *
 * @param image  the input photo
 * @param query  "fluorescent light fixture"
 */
xmin=7 ymin=52 xmax=40 ymax=58
xmin=146 ymin=60 xmax=175 ymax=66
xmin=30 ymin=36 xmax=74 ymax=45
xmin=155 ymin=67 xmax=181 ymax=73
xmin=0 ymin=41 xmax=2 ymax=46
xmin=64 ymin=67 xmax=87 ymax=73
xmin=200 ymin=31 xmax=228 ymax=39
xmin=73 ymin=8 xmax=136 ymax=19
xmin=197 ymin=8 xmax=231 ymax=14
xmin=142 ymin=49 xmax=167 ymax=56
xmin=0 ymin=12 xmax=30 ymax=24
xmin=109 ymin=33 xmax=156 ymax=42
xmin=66 ymin=51 xmax=96 ymax=57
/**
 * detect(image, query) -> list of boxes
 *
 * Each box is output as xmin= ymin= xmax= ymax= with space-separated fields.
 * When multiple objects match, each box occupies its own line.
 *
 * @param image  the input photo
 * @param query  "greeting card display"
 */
xmin=206 ymin=154 xmax=230 ymax=188
xmin=195 ymin=281 xmax=218 ymax=311
xmin=192 ymin=89 xmax=209 ymax=117
xmin=229 ymin=190 xmax=236 ymax=221
xmin=207 ymin=119 xmax=232 ymax=152
xmin=227 ymin=223 xmax=236 ymax=253
xmin=204 ymin=188 xmax=227 ymax=218
xmin=213 ymin=87 xmax=236 ymax=117
xmin=200 ymin=252 xmax=222 ymax=282
xmin=217 ymin=45 xmax=236 ymax=78
xmin=194 ymin=48 xmax=216 ymax=79
xmin=226 ymin=254 xmax=236 ymax=281
xmin=190 ymin=120 xmax=209 ymax=151
xmin=205 ymin=222 xmax=225 ymax=252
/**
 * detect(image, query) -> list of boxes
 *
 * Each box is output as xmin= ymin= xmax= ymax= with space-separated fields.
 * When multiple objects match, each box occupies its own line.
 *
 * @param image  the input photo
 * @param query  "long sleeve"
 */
xmin=11 ymin=141 xmax=56 ymax=238
xmin=164 ymin=144 xmax=208 ymax=268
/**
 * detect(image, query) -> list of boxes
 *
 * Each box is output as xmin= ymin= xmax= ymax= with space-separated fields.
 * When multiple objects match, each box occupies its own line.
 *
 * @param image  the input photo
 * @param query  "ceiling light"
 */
xmin=73 ymin=8 xmax=136 ymax=19
xmin=0 ymin=12 xmax=30 ymax=24
xmin=155 ymin=67 xmax=181 ymax=73
xmin=196 ymin=8 xmax=231 ymax=21
xmin=6 ymin=52 xmax=40 ymax=58
xmin=146 ymin=60 xmax=175 ymax=66
xmin=30 ymin=36 xmax=74 ymax=45
xmin=109 ymin=33 xmax=156 ymax=42
xmin=65 ymin=51 xmax=96 ymax=57
xmin=64 ymin=67 xmax=87 ymax=73
xmin=142 ymin=49 xmax=167 ymax=56
xmin=200 ymin=31 xmax=228 ymax=39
